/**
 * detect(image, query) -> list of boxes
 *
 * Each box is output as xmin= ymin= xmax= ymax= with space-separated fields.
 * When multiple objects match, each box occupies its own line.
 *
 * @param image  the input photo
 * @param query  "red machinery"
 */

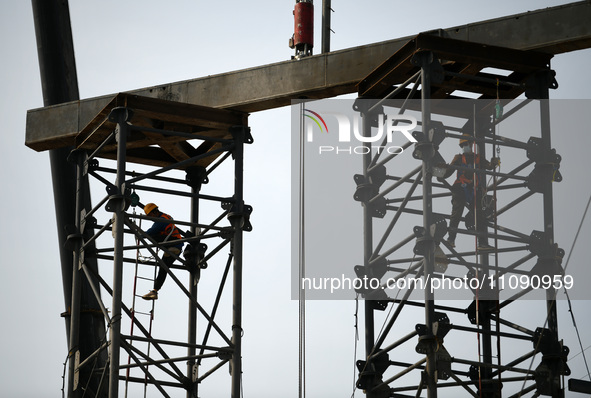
xmin=289 ymin=0 xmax=314 ymax=58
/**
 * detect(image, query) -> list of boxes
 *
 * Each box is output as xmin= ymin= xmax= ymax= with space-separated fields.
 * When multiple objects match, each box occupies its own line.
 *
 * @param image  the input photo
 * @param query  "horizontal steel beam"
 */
xmin=26 ymin=1 xmax=591 ymax=152
xmin=569 ymin=378 xmax=591 ymax=393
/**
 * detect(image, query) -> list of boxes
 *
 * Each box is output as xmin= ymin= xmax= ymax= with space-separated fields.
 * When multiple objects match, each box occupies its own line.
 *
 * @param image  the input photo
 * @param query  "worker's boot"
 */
xmin=477 ymin=241 xmax=494 ymax=252
xmin=443 ymin=234 xmax=456 ymax=248
xmin=142 ymin=289 xmax=158 ymax=300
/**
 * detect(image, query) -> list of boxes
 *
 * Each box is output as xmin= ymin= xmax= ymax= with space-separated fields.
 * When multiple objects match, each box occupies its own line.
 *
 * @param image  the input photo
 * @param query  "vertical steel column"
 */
xmin=107 ymin=107 xmax=131 ymax=398
xmin=417 ymin=51 xmax=438 ymax=398
xmin=32 ymin=4 xmax=107 ymax=395
xmin=539 ymin=97 xmax=559 ymax=338
xmin=32 ymin=0 xmax=80 ymax=324
xmin=67 ymin=150 xmax=86 ymax=398
xmin=476 ymin=118 xmax=495 ymax=397
xmin=186 ymin=167 xmax=204 ymax=398
xmin=187 ymin=194 xmax=199 ymax=398
xmin=321 ymin=0 xmax=331 ymax=53
xmin=538 ymin=76 xmax=562 ymax=398
xmin=361 ymin=107 xmax=376 ymax=363
xmin=230 ymin=126 xmax=246 ymax=398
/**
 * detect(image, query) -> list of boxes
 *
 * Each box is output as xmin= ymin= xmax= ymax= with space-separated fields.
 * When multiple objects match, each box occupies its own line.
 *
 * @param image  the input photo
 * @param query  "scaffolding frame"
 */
xmin=354 ymin=35 xmax=569 ymax=398
xmin=65 ymin=94 xmax=251 ymax=398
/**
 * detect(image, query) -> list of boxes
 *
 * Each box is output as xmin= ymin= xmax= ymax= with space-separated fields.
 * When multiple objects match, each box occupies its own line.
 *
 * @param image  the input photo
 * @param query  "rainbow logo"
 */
xmin=304 ymin=109 xmax=329 ymax=134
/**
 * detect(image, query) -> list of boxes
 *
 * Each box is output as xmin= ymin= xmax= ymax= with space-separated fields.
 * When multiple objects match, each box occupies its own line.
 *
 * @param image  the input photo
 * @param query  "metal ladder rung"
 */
xmin=131 ymin=308 xmax=153 ymax=316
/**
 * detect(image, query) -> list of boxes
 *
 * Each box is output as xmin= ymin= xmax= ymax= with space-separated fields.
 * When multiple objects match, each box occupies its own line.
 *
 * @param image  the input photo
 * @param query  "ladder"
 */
xmin=125 ymin=217 xmax=157 ymax=398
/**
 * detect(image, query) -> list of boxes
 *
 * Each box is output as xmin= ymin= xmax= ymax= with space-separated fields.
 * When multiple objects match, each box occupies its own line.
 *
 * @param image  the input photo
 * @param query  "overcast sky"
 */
xmin=1 ymin=1 xmax=590 ymax=397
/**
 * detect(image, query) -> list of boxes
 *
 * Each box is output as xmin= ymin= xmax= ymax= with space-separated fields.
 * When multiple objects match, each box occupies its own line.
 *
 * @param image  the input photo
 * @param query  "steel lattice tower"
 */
xmin=65 ymin=94 xmax=251 ymax=397
xmin=354 ymin=35 xmax=569 ymax=397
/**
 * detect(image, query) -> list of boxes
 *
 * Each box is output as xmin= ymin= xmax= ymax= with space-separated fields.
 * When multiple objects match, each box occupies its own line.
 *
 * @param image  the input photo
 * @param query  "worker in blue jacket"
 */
xmin=142 ymin=203 xmax=183 ymax=300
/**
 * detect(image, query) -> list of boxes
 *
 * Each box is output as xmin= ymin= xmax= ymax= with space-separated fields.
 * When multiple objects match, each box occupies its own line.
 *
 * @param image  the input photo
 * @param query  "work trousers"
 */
xmin=448 ymin=183 xmax=486 ymax=242
xmin=154 ymin=246 xmax=182 ymax=291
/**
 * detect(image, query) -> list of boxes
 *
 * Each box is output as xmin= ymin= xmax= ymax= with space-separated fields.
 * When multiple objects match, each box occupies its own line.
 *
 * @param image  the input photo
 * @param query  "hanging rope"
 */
xmin=492 ymin=94 xmax=503 ymax=398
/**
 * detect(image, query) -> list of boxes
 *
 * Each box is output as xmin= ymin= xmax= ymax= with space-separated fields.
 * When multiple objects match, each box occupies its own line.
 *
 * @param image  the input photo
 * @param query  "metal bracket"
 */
xmin=105 ymin=186 xmax=132 ymax=212
xmin=463 ymin=194 xmax=495 ymax=230
xmin=528 ymin=230 xmax=565 ymax=259
xmin=533 ymin=328 xmax=571 ymax=395
xmin=184 ymin=242 xmax=208 ymax=271
xmin=352 ymin=259 xmax=389 ymax=308
xmin=67 ymin=149 xmax=89 ymax=176
xmin=352 ymin=98 xmax=384 ymax=127
xmin=353 ymin=173 xmax=387 ymax=218
xmin=185 ymin=166 xmax=209 ymax=189
xmin=413 ymin=214 xmax=447 ymax=255
xmin=353 ymin=258 xmax=388 ymax=298
xmin=356 ymin=352 xmax=391 ymax=394
xmin=223 ymin=200 xmax=253 ymax=232
xmin=410 ymin=50 xmax=445 ymax=84
xmin=412 ymin=122 xmax=446 ymax=167
xmin=415 ymin=312 xmax=451 ymax=370
xmin=525 ymin=69 xmax=558 ymax=99
xmin=108 ymin=106 xmax=134 ymax=125
xmin=230 ymin=125 xmax=253 ymax=144
xmin=526 ymin=137 xmax=562 ymax=192
xmin=87 ymin=158 xmax=99 ymax=172
xmin=64 ymin=231 xmax=83 ymax=252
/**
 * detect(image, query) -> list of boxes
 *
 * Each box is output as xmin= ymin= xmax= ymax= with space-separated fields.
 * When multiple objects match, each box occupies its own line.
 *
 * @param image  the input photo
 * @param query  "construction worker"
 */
xmin=141 ymin=203 xmax=183 ymax=300
xmin=439 ymin=135 xmax=500 ymax=249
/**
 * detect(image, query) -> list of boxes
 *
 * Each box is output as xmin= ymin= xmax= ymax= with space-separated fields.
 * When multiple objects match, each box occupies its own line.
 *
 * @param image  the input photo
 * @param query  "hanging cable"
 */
xmin=570 ymin=344 xmax=591 ymax=362
xmin=61 ymin=353 xmax=68 ymax=398
xmin=562 ymin=192 xmax=590 ymax=275
xmin=351 ymin=294 xmax=359 ymax=398
xmin=563 ymin=193 xmax=591 ymax=380
xmin=470 ymin=107 xmax=484 ymax=398
xmin=565 ymin=289 xmax=591 ymax=380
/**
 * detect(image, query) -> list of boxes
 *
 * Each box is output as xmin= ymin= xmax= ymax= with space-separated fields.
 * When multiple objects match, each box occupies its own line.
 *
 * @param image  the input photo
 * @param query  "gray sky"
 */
xmin=1 ymin=1 xmax=590 ymax=397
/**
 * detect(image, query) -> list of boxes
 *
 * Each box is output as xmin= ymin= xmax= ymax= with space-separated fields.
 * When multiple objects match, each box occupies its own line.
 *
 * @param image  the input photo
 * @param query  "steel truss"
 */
xmin=355 ymin=35 xmax=570 ymax=397
xmin=65 ymin=94 xmax=251 ymax=398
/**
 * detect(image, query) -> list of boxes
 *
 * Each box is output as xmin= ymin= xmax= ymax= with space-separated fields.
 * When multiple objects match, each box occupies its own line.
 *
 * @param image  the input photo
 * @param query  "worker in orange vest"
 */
xmin=141 ymin=203 xmax=183 ymax=300
xmin=439 ymin=135 xmax=500 ymax=249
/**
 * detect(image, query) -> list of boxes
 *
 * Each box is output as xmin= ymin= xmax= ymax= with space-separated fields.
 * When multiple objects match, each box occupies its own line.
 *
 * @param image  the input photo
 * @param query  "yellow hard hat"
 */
xmin=144 ymin=203 xmax=158 ymax=215
xmin=459 ymin=134 xmax=472 ymax=147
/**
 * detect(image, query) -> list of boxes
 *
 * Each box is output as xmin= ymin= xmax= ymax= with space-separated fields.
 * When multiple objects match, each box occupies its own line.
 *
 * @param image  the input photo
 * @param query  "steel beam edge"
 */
xmin=26 ymin=2 xmax=591 ymax=152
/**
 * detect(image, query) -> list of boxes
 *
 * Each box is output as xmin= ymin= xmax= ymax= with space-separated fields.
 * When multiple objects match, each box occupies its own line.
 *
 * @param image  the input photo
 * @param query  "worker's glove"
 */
xmin=433 ymin=164 xmax=447 ymax=180
xmin=490 ymin=157 xmax=501 ymax=168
